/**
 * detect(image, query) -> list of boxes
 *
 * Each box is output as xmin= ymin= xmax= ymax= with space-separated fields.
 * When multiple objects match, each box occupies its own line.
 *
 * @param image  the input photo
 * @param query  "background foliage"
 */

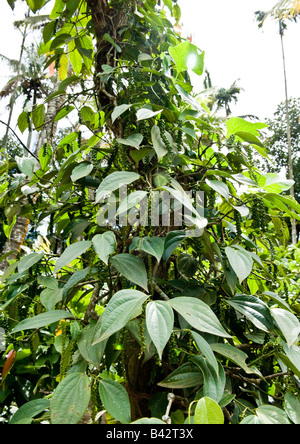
xmin=0 ymin=0 xmax=300 ymax=425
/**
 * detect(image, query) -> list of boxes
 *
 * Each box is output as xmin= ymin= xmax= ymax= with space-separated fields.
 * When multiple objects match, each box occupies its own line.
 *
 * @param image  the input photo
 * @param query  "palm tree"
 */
xmin=256 ymin=1 xmax=300 ymax=244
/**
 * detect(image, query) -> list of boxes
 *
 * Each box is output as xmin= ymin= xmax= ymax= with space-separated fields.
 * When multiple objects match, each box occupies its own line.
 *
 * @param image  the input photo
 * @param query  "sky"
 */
xmin=0 ymin=0 xmax=300 ymax=140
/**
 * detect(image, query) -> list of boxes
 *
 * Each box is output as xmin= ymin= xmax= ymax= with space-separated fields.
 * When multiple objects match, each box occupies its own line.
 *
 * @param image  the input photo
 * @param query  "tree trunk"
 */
xmin=35 ymin=79 xmax=65 ymax=156
xmin=3 ymin=21 xmax=28 ymax=150
xmin=280 ymin=21 xmax=297 ymax=244
xmin=0 ymin=217 xmax=29 ymax=272
xmin=0 ymin=80 xmax=64 ymax=273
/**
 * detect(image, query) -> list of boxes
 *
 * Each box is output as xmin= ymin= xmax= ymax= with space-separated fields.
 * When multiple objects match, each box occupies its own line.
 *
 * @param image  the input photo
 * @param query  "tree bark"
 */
xmin=280 ymin=21 xmax=297 ymax=244
xmin=0 ymin=80 xmax=64 ymax=273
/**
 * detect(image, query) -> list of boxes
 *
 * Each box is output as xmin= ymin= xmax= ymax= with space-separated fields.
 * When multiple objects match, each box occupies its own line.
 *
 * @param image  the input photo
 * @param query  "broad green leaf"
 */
xmin=7 ymin=0 xmax=16 ymax=10
xmin=256 ymin=405 xmax=290 ymax=424
xmin=18 ymin=252 xmax=44 ymax=274
xmin=163 ymin=230 xmax=186 ymax=262
xmin=43 ymin=20 xmax=56 ymax=44
xmin=32 ymin=104 xmax=46 ymax=131
xmin=162 ymin=185 xmax=207 ymax=230
xmin=18 ymin=111 xmax=29 ymax=133
xmin=194 ymin=397 xmax=224 ymax=425
xmin=40 ymin=289 xmax=63 ymax=311
xmin=110 ymin=254 xmax=148 ymax=291
xmin=140 ymin=236 xmax=165 ymax=262
xmin=167 ymin=297 xmax=231 ymax=338
xmin=205 ymin=179 xmax=230 ymax=200
xmin=99 ymin=379 xmax=131 ymax=424
xmin=257 ymin=173 xmax=294 ymax=194
xmin=271 ymin=308 xmax=300 ymax=347
xmin=54 ymin=105 xmax=75 ymax=122
xmin=211 ymin=343 xmax=257 ymax=375
xmin=93 ymin=289 xmax=149 ymax=344
xmin=39 ymin=143 xmax=52 ymax=170
xmin=284 ymin=393 xmax=300 ymax=424
xmin=78 ymin=323 xmax=107 ymax=369
xmin=49 ymin=0 xmax=65 ymax=18
xmin=38 ymin=276 xmax=59 ymax=290
xmin=116 ymin=191 xmax=148 ymax=217
xmin=16 ymin=156 xmax=36 ymax=178
xmin=62 ymin=268 xmax=90 ymax=299
xmin=192 ymin=331 xmax=219 ymax=375
xmin=263 ymin=193 xmax=300 ymax=221
xmin=225 ymin=246 xmax=253 ymax=283
xmin=240 ymin=415 xmax=264 ymax=424
xmin=177 ymin=253 xmax=198 ymax=279
xmin=151 ymin=125 xmax=168 ymax=160
xmin=50 ymin=373 xmax=91 ymax=424
xmin=96 ymin=171 xmax=140 ymax=203
xmin=80 ymin=105 xmax=95 ymax=124
xmin=68 ymin=40 xmax=82 ymax=75
xmin=112 ymin=104 xmax=132 ymax=124
xmin=263 ymin=291 xmax=292 ymax=312
xmin=226 ymin=295 xmax=274 ymax=332
xmin=158 ymin=362 xmax=203 ymax=389
xmin=192 ymin=357 xmax=225 ymax=403
xmin=117 ymin=134 xmax=143 ymax=148
xmin=226 ymin=117 xmax=267 ymax=138
xmin=137 ymin=108 xmax=162 ymax=121
xmin=9 ymin=399 xmax=50 ymax=424
xmin=71 ymin=162 xmax=93 ymax=182
xmin=92 ymin=231 xmax=116 ymax=265
xmin=146 ymin=301 xmax=174 ymax=360
xmin=103 ymin=33 xmax=121 ymax=52
xmin=169 ymin=41 xmax=205 ymax=76
xmin=11 ymin=310 xmax=75 ymax=334
xmin=55 ymin=241 xmax=92 ymax=273
xmin=26 ymin=0 xmax=45 ymax=13
xmin=282 ymin=342 xmax=300 ymax=377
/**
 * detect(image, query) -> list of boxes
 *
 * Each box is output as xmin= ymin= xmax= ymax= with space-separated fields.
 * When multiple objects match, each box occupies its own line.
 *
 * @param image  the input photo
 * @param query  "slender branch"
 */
xmin=0 ymin=120 xmax=39 ymax=161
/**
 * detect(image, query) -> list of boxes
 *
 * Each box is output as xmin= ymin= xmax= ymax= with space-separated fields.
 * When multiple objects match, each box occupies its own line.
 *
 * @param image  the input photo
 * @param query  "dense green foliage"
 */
xmin=0 ymin=0 xmax=300 ymax=425
xmin=263 ymin=98 xmax=300 ymax=201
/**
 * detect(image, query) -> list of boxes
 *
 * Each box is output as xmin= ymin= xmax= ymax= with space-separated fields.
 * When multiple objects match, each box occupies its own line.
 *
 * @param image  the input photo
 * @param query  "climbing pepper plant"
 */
xmin=0 ymin=0 xmax=300 ymax=425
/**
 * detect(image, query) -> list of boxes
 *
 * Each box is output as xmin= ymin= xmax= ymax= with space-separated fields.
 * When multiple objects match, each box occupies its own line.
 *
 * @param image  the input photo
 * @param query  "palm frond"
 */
xmin=256 ymin=0 xmax=300 ymax=26
xmin=0 ymin=77 xmax=23 ymax=99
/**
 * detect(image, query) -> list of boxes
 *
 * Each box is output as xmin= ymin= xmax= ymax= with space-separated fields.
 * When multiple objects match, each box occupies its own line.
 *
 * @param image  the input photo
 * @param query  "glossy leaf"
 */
xmin=50 ymin=373 xmax=91 ymax=424
xmin=271 ymin=308 xmax=300 ymax=346
xmin=206 ymin=179 xmax=230 ymax=200
xmin=192 ymin=357 xmax=225 ymax=403
xmin=158 ymin=362 xmax=203 ymax=389
xmin=140 ymin=236 xmax=165 ymax=262
xmin=92 ymin=231 xmax=116 ymax=265
xmin=96 ymin=171 xmax=140 ymax=203
xmin=226 ymin=295 xmax=274 ymax=332
xmin=192 ymin=331 xmax=219 ymax=375
xmin=71 ymin=162 xmax=93 ymax=182
xmin=110 ymin=254 xmax=148 ymax=291
xmin=54 ymin=241 xmax=92 ymax=273
xmin=151 ymin=125 xmax=168 ymax=160
xmin=18 ymin=252 xmax=44 ymax=274
xmin=169 ymin=41 xmax=205 ymax=76
xmin=146 ymin=301 xmax=174 ymax=360
xmin=284 ymin=393 xmax=300 ymax=424
xmin=167 ymin=297 xmax=231 ymax=338
xmin=11 ymin=310 xmax=75 ymax=333
xmin=194 ymin=397 xmax=224 ymax=425
xmin=9 ymin=399 xmax=50 ymax=424
xmin=99 ymin=379 xmax=131 ymax=424
xmin=225 ymin=247 xmax=253 ymax=283
xmin=93 ymin=289 xmax=148 ymax=344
